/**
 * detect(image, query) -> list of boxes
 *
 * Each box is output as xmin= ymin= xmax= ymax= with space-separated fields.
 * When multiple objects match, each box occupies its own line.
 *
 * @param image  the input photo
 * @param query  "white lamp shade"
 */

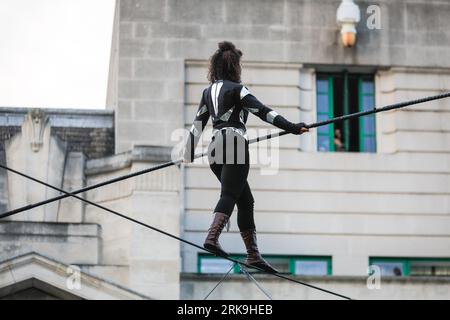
xmin=336 ymin=0 xmax=361 ymax=24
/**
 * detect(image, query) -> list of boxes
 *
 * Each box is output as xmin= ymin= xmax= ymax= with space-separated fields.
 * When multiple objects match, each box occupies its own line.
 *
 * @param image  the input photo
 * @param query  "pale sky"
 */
xmin=0 ymin=0 xmax=115 ymax=109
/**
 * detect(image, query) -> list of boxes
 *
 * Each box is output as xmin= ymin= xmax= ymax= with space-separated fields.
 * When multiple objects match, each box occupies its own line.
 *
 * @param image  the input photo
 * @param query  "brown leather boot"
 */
xmin=240 ymin=228 xmax=278 ymax=273
xmin=203 ymin=212 xmax=230 ymax=257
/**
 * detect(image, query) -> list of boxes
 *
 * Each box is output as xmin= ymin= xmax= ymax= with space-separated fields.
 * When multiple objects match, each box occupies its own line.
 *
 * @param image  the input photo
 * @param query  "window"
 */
xmin=198 ymin=254 xmax=332 ymax=276
xmin=294 ymin=257 xmax=332 ymax=276
xmin=369 ymin=257 xmax=450 ymax=277
xmin=198 ymin=255 xmax=237 ymax=274
xmin=370 ymin=259 xmax=406 ymax=277
xmin=316 ymin=72 xmax=376 ymax=153
xmin=410 ymin=260 xmax=450 ymax=277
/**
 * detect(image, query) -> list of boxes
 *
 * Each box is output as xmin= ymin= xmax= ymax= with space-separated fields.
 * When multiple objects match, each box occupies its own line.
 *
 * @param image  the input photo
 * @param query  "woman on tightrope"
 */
xmin=183 ymin=41 xmax=309 ymax=273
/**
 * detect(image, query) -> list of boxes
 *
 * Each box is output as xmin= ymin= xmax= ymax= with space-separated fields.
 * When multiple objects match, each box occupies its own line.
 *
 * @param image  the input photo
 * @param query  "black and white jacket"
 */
xmin=184 ymin=80 xmax=304 ymax=161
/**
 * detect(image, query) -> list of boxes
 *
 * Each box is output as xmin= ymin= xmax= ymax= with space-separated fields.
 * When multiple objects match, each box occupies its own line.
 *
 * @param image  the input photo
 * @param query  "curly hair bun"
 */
xmin=218 ymin=41 xmax=236 ymax=52
xmin=208 ymin=41 xmax=242 ymax=83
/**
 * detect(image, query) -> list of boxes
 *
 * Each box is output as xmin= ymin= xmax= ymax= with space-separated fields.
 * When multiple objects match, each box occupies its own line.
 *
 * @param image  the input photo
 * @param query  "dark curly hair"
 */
xmin=208 ymin=41 xmax=243 ymax=83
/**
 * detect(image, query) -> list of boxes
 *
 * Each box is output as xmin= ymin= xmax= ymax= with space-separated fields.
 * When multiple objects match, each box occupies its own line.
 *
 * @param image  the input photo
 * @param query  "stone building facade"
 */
xmin=1 ymin=0 xmax=450 ymax=299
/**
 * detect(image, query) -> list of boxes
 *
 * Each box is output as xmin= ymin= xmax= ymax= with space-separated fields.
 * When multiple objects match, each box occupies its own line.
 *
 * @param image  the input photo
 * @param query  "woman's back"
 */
xmin=202 ymin=79 xmax=248 ymax=132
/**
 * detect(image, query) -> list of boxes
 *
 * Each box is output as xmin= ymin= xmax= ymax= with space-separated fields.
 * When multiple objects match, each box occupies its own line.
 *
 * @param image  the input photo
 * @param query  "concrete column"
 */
xmin=299 ymin=67 xmax=317 ymax=152
xmin=84 ymin=146 xmax=181 ymax=299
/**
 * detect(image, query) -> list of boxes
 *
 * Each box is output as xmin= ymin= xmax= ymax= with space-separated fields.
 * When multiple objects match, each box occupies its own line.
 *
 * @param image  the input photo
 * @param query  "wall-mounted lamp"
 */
xmin=336 ymin=0 xmax=361 ymax=47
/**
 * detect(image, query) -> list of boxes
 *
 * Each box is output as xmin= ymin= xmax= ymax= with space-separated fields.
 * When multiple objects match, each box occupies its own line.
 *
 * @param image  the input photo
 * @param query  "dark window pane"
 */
xmin=434 ymin=267 xmax=450 ymax=276
xmin=410 ymin=261 xmax=450 ymax=276
xmin=410 ymin=266 xmax=434 ymax=276
xmin=317 ymin=73 xmax=375 ymax=153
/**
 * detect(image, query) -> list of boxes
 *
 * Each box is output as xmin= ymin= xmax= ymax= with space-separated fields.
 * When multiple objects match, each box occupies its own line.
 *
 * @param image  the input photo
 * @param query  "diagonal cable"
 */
xmin=0 ymin=162 xmax=352 ymax=300
xmin=2 ymin=91 xmax=449 ymax=221
xmin=4 ymin=92 xmax=449 ymax=298
xmin=241 ymin=267 xmax=273 ymax=300
xmin=203 ymin=263 xmax=236 ymax=300
xmin=0 ymin=159 xmax=181 ymax=220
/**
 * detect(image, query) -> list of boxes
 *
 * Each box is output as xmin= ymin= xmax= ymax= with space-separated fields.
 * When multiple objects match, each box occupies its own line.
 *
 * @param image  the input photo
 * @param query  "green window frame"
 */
xmin=316 ymin=76 xmax=335 ymax=152
xmin=198 ymin=254 xmax=332 ymax=276
xmin=369 ymin=257 xmax=450 ymax=277
xmin=316 ymin=72 xmax=376 ymax=153
xmin=358 ymin=77 xmax=376 ymax=152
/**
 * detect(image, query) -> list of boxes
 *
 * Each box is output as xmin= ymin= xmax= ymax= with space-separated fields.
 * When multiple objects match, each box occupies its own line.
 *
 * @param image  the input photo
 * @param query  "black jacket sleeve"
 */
xmin=239 ymin=85 xmax=305 ymax=134
xmin=183 ymin=90 xmax=210 ymax=162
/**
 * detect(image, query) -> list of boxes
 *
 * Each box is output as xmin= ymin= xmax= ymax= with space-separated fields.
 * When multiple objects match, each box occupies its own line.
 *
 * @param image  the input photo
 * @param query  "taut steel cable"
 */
xmin=2 ymin=91 xmax=449 ymax=221
xmin=0 ymin=162 xmax=352 ymax=299
xmin=1 ymin=91 xmax=450 ymax=299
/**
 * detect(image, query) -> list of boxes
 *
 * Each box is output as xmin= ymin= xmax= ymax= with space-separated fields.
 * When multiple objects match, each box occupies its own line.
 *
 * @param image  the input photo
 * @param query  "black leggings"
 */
xmin=208 ymin=129 xmax=255 ymax=231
